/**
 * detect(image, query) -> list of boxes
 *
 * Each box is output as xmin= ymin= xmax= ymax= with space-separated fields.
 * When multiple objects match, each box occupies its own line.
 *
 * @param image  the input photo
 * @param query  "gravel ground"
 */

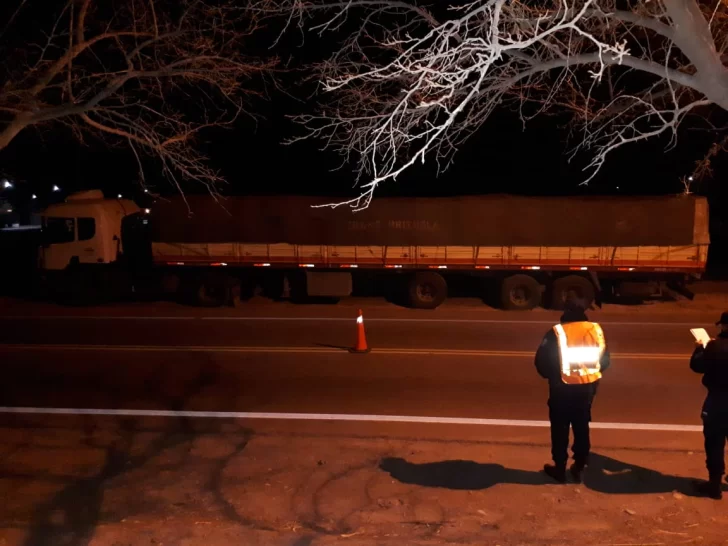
xmin=0 ymin=421 xmax=725 ymax=546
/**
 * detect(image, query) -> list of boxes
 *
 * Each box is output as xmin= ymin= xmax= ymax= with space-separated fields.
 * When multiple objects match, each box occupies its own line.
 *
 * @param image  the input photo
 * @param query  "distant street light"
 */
xmin=144 ymin=208 xmax=151 ymax=214
xmin=52 ymin=185 xmax=61 ymax=192
xmin=144 ymin=189 xmax=149 ymax=193
xmin=32 ymin=194 xmax=37 ymax=200
xmin=2 ymin=179 xmax=12 ymax=189
xmin=117 ymin=193 xmax=123 ymax=199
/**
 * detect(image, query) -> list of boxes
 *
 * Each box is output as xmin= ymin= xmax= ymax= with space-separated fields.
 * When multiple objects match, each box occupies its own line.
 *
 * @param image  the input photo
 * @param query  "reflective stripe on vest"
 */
xmin=553 ymin=321 xmax=605 ymax=385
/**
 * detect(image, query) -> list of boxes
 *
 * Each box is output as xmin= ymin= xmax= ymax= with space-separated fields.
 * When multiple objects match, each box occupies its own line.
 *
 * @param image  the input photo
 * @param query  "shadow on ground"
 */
xmin=380 ymin=457 xmax=550 ymax=489
xmin=381 ymin=453 xmax=707 ymax=497
xmin=583 ymin=453 xmax=704 ymax=496
xmin=17 ymin=360 xmax=249 ymax=546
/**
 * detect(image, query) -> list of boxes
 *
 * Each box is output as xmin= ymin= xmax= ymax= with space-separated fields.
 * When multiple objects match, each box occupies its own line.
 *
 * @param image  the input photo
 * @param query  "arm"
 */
xmin=690 ymin=344 xmax=708 ymax=374
xmin=535 ymin=331 xmax=558 ymax=380
xmin=599 ymin=347 xmax=611 ymax=373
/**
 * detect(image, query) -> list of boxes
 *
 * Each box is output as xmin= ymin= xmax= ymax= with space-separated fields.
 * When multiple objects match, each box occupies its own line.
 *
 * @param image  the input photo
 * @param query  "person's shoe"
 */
xmin=570 ymin=463 xmax=585 ymax=484
xmin=694 ymin=478 xmax=722 ymax=500
xmin=543 ymin=464 xmax=567 ymax=483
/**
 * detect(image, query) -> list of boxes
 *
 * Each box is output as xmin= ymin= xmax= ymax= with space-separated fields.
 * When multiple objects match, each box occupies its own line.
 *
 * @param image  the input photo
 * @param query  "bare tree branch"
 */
xmin=262 ymin=0 xmax=728 ymax=209
xmin=0 ymin=0 xmax=276 ymax=194
xmin=0 ymin=0 xmax=31 ymax=40
xmin=691 ymin=132 xmax=728 ymax=182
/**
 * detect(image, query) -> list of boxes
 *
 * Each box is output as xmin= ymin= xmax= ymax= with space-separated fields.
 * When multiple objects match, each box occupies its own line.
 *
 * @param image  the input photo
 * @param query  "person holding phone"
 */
xmin=690 ymin=311 xmax=728 ymax=500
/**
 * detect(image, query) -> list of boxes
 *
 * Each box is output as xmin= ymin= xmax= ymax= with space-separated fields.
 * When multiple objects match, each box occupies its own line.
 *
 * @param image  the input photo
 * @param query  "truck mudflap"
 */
xmin=589 ymin=271 xmax=603 ymax=309
xmin=665 ymin=281 xmax=695 ymax=301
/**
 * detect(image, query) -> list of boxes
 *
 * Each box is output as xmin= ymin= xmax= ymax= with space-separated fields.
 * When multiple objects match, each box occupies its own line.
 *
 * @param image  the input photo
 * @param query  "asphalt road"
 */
xmin=0 ymin=310 xmax=709 ymax=428
xmin=1 ymin=307 xmax=717 ymax=546
xmin=0 ymin=310 xmax=711 ymax=353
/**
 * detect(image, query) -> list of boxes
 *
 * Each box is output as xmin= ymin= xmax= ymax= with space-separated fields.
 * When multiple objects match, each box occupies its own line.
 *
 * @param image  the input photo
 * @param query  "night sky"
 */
xmin=1 ymin=1 xmax=726 ymax=205
xmin=3 ymin=77 xmax=725 ymax=200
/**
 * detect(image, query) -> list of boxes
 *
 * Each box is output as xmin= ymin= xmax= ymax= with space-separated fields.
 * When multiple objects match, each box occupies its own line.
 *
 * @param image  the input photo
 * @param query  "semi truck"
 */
xmin=31 ymin=190 xmax=709 ymax=310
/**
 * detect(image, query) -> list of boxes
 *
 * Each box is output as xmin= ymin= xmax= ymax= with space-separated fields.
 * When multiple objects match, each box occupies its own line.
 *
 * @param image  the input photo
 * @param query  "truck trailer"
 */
xmin=34 ymin=190 xmax=710 ymax=310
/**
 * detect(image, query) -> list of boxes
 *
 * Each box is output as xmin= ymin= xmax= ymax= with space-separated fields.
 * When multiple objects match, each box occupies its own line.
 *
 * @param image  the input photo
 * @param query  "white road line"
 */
xmin=0 ymin=344 xmax=689 ymax=359
xmin=0 ymin=315 xmax=714 ymax=327
xmin=1 ymin=316 xmax=195 ymax=320
xmin=0 ymin=406 xmax=703 ymax=432
xmin=199 ymin=316 xmax=714 ymax=328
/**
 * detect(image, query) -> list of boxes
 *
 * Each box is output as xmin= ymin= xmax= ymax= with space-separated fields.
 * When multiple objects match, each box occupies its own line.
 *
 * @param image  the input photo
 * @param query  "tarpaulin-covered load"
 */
xmin=150 ymin=194 xmax=709 ymax=247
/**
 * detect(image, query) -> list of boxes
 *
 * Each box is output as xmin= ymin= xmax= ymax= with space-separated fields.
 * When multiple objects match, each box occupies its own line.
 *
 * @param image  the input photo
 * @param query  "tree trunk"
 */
xmin=664 ymin=0 xmax=728 ymax=110
xmin=703 ymin=72 xmax=728 ymax=112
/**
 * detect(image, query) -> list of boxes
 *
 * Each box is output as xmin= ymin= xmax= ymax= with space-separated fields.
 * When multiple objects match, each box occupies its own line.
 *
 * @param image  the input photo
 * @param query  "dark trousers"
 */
xmin=703 ymin=414 xmax=728 ymax=478
xmin=549 ymin=398 xmax=592 ymax=468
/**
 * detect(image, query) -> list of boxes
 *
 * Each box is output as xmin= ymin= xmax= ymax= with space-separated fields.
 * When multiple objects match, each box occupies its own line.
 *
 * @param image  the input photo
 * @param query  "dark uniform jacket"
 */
xmin=690 ymin=332 xmax=728 ymax=415
xmin=535 ymin=310 xmax=611 ymax=402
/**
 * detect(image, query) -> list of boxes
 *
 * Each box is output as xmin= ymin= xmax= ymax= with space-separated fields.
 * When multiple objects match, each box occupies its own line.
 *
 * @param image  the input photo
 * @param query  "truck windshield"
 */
xmin=43 ymin=217 xmax=75 ymax=244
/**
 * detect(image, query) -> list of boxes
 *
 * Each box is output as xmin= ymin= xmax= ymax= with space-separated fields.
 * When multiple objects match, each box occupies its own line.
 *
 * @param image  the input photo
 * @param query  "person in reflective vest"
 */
xmin=690 ymin=311 xmax=728 ymax=500
xmin=535 ymin=300 xmax=611 ymax=483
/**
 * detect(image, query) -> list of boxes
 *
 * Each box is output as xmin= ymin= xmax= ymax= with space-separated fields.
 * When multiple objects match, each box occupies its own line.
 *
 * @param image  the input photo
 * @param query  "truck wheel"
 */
xmin=500 ymin=275 xmax=542 ymax=311
xmin=408 ymin=272 xmax=447 ymax=309
xmin=550 ymin=275 xmax=595 ymax=310
xmin=196 ymin=274 xmax=230 ymax=307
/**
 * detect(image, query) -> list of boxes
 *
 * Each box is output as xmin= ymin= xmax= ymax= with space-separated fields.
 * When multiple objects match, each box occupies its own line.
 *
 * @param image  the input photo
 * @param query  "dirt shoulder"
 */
xmin=1 ymin=420 xmax=725 ymax=546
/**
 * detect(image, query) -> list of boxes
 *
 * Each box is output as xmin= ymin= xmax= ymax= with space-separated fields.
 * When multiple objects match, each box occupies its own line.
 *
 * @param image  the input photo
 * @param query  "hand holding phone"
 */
xmin=691 ymin=328 xmax=711 ymax=348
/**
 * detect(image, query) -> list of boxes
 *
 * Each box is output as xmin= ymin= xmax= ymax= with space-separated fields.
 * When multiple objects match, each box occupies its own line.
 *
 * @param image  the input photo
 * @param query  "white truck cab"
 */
xmin=39 ymin=190 xmax=140 ymax=270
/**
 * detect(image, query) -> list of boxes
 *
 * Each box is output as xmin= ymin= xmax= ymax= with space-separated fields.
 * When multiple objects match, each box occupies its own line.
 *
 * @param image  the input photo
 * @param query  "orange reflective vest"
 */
xmin=552 ymin=321 xmax=606 ymax=385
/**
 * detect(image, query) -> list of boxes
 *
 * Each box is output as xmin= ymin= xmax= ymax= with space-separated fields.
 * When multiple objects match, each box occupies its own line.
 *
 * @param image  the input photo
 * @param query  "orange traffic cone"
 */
xmin=350 ymin=309 xmax=371 ymax=353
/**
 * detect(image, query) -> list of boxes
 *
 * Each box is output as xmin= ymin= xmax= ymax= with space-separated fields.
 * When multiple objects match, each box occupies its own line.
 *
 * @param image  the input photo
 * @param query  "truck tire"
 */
xmin=550 ymin=275 xmax=595 ymax=310
xmin=408 ymin=272 xmax=447 ymax=309
xmin=500 ymin=274 xmax=542 ymax=311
